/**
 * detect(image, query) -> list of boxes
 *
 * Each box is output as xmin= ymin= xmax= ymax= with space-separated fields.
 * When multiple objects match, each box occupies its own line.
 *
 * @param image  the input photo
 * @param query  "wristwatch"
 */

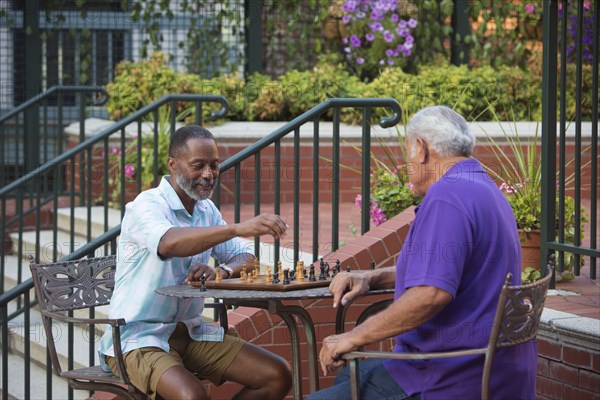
xmin=217 ymin=263 xmax=233 ymax=278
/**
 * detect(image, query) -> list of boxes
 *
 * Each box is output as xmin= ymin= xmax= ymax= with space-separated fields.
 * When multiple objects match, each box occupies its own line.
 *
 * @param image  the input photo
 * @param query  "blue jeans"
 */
xmin=306 ymin=359 xmax=420 ymax=400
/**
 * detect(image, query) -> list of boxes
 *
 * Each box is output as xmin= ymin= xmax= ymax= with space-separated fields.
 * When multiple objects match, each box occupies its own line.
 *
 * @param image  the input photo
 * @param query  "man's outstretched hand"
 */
xmin=235 ymin=213 xmax=289 ymax=240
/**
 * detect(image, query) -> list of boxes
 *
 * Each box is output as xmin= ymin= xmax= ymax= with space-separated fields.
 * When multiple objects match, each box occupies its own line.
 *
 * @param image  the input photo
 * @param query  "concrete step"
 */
xmin=56 ymin=206 xmax=122 ymax=239
xmin=10 ymin=229 xmax=112 ymax=263
xmin=0 ymin=349 xmax=84 ymax=400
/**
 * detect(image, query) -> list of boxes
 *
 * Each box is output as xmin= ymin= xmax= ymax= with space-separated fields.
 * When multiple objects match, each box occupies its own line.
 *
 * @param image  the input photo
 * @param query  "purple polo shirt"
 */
xmin=384 ymin=158 xmax=536 ymax=399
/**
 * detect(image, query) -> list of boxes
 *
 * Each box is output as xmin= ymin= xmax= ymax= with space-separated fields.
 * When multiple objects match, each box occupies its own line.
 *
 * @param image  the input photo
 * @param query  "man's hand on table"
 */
xmin=329 ymin=272 xmax=370 ymax=308
xmin=185 ymin=263 xmax=217 ymax=283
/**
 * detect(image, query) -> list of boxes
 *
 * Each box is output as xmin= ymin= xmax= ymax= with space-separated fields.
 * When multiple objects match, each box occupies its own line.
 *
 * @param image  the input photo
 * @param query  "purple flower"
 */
xmin=403 ymin=48 xmax=412 ymax=56
xmin=398 ymin=20 xmax=407 ymax=28
xmin=350 ymin=34 xmax=361 ymax=48
xmin=405 ymin=35 xmax=414 ymax=44
xmin=124 ymin=164 xmax=135 ymax=178
xmin=370 ymin=10 xmax=383 ymax=21
xmin=342 ymin=0 xmax=358 ymax=13
xmin=365 ymin=32 xmax=375 ymax=41
xmin=342 ymin=37 xmax=348 ymax=44
xmin=387 ymin=59 xmax=395 ymax=65
xmin=369 ymin=22 xmax=383 ymax=31
xmin=342 ymin=14 xmax=351 ymax=24
xmin=391 ymin=13 xmax=399 ymax=22
xmin=385 ymin=49 xmax=394 ymax=57
xmin=396 ymin=27 xmax=410 ymax=37
xmin=356 ymin=57 xmax=365 ymax=64
xmin=408 ymin=18 xmax=418 ymax=28
xmin=344 ymin=47 xmax=352 ymax=53
xmin=356 ymin=11 xmax=366 ymax=19
xmin=383 ymin=30 xmax=395 ymax=43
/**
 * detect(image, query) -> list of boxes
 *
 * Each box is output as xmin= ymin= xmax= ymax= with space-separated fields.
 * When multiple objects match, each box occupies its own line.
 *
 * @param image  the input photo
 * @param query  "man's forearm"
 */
xmin=364 ymin=266 xmax=396 ymax=290
xmin=348 ymin=285 xmax=452 ymax=347
xmin=158 ymin=225 xmax=238 ymax=258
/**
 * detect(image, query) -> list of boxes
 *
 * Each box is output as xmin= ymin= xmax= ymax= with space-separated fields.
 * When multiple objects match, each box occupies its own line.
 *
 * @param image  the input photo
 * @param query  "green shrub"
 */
xmin=106 ymin=53 xmax=594 ymax=124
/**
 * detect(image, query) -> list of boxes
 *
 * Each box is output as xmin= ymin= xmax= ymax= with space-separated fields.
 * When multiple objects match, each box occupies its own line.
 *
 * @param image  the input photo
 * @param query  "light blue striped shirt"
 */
xmin=98 ymin=176 xmax=250 ymax=364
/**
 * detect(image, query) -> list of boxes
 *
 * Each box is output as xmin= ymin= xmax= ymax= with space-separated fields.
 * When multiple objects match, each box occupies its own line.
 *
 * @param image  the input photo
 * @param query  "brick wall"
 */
xmin=537 ymin=327 xmax=600 ymax=400
xmin=66 ymin=137 xmax=595 ymax=206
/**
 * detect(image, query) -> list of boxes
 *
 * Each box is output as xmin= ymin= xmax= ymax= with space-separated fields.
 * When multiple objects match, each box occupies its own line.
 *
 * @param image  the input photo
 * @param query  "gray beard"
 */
xmin=175 ymin=172 xmax=214 ymax=201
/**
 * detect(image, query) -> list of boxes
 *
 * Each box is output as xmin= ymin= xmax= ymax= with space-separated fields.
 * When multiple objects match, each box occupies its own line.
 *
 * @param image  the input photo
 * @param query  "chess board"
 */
xmin=192 ymin=275 xmax=333 ymax=291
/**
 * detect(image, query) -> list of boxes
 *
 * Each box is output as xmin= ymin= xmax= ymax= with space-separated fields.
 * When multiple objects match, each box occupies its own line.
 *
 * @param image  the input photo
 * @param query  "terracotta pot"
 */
xmin=518 ymin=229 xmax=541 ymax=271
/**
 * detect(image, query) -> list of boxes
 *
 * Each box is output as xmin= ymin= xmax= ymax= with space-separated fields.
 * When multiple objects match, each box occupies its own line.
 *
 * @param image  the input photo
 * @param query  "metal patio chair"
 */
xmin=30 ymin=254 xmax=227 ymax=400
xmin=341 ymin=256 xmax=555 ymax=400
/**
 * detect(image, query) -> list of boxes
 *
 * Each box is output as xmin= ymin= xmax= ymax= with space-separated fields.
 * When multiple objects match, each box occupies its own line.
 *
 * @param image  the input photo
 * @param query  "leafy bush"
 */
xmin=105 ymin=52 xmax=595 ymax=124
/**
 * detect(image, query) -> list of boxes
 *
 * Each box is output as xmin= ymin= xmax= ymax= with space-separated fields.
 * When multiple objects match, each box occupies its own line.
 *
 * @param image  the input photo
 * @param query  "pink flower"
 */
xmin=524 ymin=4 xmax=536 ymax=14
xmin=124 ymin=164 xmax=135 ymax=178
xmin=354 ymin=194 xmax=362 ymax=209
xmin=111 ymin=147 xmax=121 ymax=156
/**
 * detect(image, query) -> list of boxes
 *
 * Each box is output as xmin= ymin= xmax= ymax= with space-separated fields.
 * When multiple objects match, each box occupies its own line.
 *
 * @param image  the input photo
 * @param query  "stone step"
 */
xmin=56 ymin=206 xmax=122 ymax=239
xmin=9 ymin=229 xmax=111 ymax=263
xmin=0 ymin=349 xmax=84 ymax=400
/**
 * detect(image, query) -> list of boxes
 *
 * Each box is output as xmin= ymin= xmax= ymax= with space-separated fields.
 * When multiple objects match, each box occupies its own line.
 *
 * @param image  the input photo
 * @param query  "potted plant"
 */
xmin=515 ymin=2 xmax=543 ymax=40
xmin=482 ymin=121 xmax=589 ymax=283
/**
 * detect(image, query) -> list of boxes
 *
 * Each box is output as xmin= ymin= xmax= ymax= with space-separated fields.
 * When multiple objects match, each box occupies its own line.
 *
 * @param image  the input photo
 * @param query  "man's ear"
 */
xmin=416 ymin=138 xmax=429 ymax=164
xmin=167 ymin=156 xmax=176 ymax=174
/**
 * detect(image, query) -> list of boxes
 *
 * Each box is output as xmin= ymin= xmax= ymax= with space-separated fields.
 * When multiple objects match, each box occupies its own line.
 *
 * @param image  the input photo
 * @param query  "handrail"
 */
xmin=0 ymin=94 xmax=228 ymax=197
xmin=219 ymin=98 xmax=401 ymax=171
xmin=0 ymin=85 xmax=108 ymax=123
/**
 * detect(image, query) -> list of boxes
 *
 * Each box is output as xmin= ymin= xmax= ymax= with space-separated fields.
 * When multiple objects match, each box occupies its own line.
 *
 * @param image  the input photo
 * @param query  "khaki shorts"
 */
xmin=106 ymin=323 xmax=245 ymax=400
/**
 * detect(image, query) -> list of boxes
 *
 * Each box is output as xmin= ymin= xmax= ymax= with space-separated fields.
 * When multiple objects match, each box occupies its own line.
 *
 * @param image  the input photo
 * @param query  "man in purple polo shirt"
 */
xmin=308 ymin=106 xmax=536 ymax=399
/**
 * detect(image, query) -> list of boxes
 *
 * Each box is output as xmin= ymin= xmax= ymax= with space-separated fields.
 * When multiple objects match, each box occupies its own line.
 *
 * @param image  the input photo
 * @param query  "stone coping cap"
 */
xmin=541 ymin=307 xmax=600 ymax=347
xmin=65 ymin=118 xmax=596 ymax=141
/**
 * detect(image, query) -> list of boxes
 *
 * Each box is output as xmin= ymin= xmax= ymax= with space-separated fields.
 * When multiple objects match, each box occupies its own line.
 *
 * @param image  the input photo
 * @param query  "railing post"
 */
xmin=450 ymin=0 xmax=471 ymax=65
xmin=245 ymin=0 xmax=264 ymax=76
xmin=541 ymin=0 xmax=559 ymax=284
xmin=24 ymin=0 xmax=42 ymax=184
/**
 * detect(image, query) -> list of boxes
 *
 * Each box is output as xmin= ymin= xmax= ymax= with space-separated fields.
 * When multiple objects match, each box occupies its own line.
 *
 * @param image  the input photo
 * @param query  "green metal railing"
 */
xmin=541 ymin=0 xmax=599 ymax=286
xmin=214 ymin=98 xmax=401 ymax=272
xmin=0 ymin=85 xmax=109 ymax=190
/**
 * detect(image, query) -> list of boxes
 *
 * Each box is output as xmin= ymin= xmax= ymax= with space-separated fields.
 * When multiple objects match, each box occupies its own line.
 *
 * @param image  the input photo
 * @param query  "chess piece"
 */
xmin=254 ymin=258 xmax=260 ymax=276
xmin=199 ymin=273 xmax=207 ymax=292
xmin=309 ymin=263 xmax=316 ymax=282
xmin=346 ymin=265 xmax=351 ymax=272
xmin=215 ymin=268 xmax=222 ymax=282
xmin=296 ymin=261 xmax=304 ymax=282
xmin=279 ymin=266 xmax=285 ymax=283
xmin=266 ymin=266 xmax=273 ymax=283
xmin=283 ymin=269 xmax=290 ymax=285
xmin=332 ymin=267 xmax=338 ymax=277
xmin=325 ymin=262 xmax=330 ymax=277
xmin=370 ymin=261 xmax=376 ymax=270
xmin=241 ymin=264 xmax=247 ymax=281
xmin=319 ymin=259 xmax=327 ymax=280
xmin=335 ymin=259 xmax=341 ymax=273
xmin=273 ymin=260 xmax=281 ymax=284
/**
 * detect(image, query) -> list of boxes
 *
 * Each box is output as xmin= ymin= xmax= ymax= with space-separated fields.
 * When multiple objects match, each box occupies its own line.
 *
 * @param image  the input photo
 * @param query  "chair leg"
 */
xmin=349 ymin=358 xmax=361 ymax=400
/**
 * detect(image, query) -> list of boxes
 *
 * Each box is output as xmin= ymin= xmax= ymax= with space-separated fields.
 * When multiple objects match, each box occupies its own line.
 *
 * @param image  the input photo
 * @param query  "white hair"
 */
xmin=407 ymin=105 xmax=475 ymax=157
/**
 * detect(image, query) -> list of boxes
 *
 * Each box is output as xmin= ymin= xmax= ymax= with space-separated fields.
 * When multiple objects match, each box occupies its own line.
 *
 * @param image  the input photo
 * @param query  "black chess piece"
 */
xmin=283 ymin=269 xmax=290 ymax=285
xmin=332 ymin=267 xmax=338 ymax=277
xmin=346 ymin=265 xmax=351 ymax=272
xmin=325 ymin=262 xmax=330 ymax=277
xmin=199 ymin=273 xmax=207 ymax=292
xmin=370 ymin=261 xmax=376 ymax=270
xmin=273 ymin=268 xmax=280 ymax=284
xmin=335 ymin=259 xmax=341 ymax=273
xmin=309 ymin=263 xmax=316 ymax=282
xmin=290 ymin=268 xmax=296 ymax=281
xmin=319 ymin=262 xmax=327 ymax=280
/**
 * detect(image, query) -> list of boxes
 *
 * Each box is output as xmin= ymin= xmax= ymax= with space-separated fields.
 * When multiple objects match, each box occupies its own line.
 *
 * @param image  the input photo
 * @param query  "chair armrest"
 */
xmin=342 ymin=347 xmax=488 ymax=361
xmin=42 ymin=310 xmax=126 ymax=327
